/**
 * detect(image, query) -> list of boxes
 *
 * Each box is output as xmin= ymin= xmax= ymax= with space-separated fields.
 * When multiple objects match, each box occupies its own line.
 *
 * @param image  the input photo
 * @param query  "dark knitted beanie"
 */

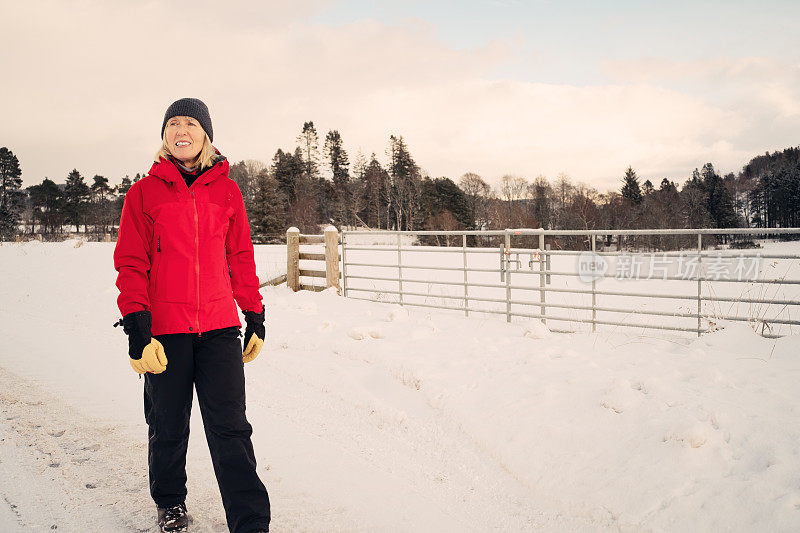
xmin=161 ymin=98 xmax=213 ymax=142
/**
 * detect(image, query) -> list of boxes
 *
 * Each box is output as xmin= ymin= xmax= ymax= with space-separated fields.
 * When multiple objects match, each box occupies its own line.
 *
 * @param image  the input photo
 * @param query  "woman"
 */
xmin=114 ymin=98 xmax=270 ymax=533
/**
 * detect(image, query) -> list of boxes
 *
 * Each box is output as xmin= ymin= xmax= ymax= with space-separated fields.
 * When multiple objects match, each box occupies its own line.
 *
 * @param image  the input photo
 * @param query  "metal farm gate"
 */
xmin=338 ymin=228 xmax=800 ymax=338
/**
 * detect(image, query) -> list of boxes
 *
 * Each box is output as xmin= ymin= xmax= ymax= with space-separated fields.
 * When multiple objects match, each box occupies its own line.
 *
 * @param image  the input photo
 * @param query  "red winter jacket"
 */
xmin=114 ymin=156 xmax=262 ymax=336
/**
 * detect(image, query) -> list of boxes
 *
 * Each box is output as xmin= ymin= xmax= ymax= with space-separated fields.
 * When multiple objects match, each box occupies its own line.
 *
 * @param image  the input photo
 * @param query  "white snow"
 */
xmin=1 ymin=240 xmax=799 ymax=532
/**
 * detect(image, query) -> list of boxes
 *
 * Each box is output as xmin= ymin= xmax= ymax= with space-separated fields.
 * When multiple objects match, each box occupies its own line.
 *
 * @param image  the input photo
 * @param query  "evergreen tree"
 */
xmin=743 ymin=147 xmax=800 ymax=228
xmin=271 ymin=146 xmax=319 ymax=232
xmin=0 ymin=147 xmax=24 ymax=239
xmin=323 ymin=130 xmax=351 ymax=226
xmin=64 ymin=169 xmax=91 ymax=232
xmin=642 ymin=179 xmax=654 ymax=196
xmin=700 ymin=163 xmax=738 ymax=228
xmin=91 ymin=175 xmax=113 ymax=234
xmin=352 ymin=150 xmax=367 ymax=181
xmin=28 ymin=178 xmax=64 ymax=234
xmin=620 ymin=166 xmax=643 ymax=205
xmin=297 ymin=122 xmax=321 ymax=182
xmin=114 ymin=175 xmax=133 ymax=231
xmin=91 ymin=175 xmax=111 ymax=199
xmin=349 ymin=150 xmax=368 ymax=226
xmin=271 ymin=148 xmax=305 ymax=206
xmin=387 ymin=135 xmax=420 ymax=230
xmin=420 ymin=177 xmax=471 ymax=229
xmin=680 ymin=171 xmax=712 ymax=228
xmin=118 ymin=175 xmax=133 ymax=196
xmin=229 ymin=161 xmax=250 ymax=205
xmin=527 ymin=175 xmax=552 ymax=229
xmin=249 ymin=169 xmax=286 ymax=240
xmin=357 ymin=155 xmax=389 ymax=229
xmin=316 ymin=176 xmax=336 ymax=225
xmin=659 ymin=178 xmax=677 ymax=194
xmin=639 ymin=177 xmax=682 ymax=242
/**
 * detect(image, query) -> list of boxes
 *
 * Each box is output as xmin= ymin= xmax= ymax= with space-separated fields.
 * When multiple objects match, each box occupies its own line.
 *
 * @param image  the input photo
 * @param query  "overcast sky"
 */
xmin=2 ymin=0 xmax=799 ymax=192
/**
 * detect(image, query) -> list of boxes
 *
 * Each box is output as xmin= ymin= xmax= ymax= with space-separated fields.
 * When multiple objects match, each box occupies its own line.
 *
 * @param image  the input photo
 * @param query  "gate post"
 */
xmin=505 ymin=231 xmax=511 ymax=322
xmin=539 ymin=232 xmax=546 ymax=325
xmin=324 ymin=225 xmax=341 ymax=293
xmin=591 ymin=234 xmax=596 ymax=332
xmin=287 ymin=227 xmax=300 ymax=292
xmin=697 ymin=233 xmax=702 ymax=336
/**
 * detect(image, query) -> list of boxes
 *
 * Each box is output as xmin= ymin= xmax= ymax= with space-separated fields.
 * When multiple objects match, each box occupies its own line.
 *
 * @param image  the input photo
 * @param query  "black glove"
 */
xmin=121 ymin=310 xmax=152 ymax=359
xmin=243 ymin=308 xmax=265 ymax=354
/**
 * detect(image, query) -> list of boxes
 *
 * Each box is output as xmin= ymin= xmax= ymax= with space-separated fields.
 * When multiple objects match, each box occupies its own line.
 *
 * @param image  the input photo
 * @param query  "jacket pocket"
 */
xmin=151 ymin=234 xmax=192 ymax=304
xmin=150 ymin=235 xmax=162 ymax=298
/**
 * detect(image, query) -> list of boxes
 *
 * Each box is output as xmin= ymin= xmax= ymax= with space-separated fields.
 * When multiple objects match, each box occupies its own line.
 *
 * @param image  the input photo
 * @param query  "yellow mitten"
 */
xmin=130 ymin=338 xmax=168 ymax=374
xmin=242 ymin=335 xmax=263 ymax=363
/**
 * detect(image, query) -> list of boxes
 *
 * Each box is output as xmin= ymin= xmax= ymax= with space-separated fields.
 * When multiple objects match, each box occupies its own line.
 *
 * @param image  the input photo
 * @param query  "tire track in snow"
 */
xmin=0 ymin=365 xmax=155 ymax=531
xmin=0 ymin=364 xmax=367 ymax=533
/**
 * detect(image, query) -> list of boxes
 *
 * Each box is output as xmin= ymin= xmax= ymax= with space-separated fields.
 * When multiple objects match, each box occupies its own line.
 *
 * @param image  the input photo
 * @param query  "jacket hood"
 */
xmin=148 ymin=153 xmax=229 ymax=186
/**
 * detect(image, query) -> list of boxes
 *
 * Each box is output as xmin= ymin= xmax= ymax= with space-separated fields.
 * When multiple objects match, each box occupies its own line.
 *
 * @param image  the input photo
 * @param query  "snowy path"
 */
xmin=0 ymin=366 xmax=151 ymax=531
xmin=1 ymin=240 xmax=800 ymax=532
xmin=0 ymin=320 xmax=599 ymax=532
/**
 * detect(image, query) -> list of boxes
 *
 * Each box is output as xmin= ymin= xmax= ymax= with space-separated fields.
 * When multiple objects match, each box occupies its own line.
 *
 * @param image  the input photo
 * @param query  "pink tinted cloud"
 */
xmin=0 ymin=0 xmax=787 ymax=191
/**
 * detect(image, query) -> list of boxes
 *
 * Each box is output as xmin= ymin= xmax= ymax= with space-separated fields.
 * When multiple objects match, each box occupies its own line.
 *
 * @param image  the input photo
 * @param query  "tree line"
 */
xmin=1 ymin=128 xmax=799 ymax=243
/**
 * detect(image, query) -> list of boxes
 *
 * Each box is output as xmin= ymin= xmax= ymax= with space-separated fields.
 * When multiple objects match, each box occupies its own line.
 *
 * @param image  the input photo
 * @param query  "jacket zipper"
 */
xmin=191 ymin=190 xmax=201 ymax=337
xmin=157 ymin=235 xmax=160 ymax=252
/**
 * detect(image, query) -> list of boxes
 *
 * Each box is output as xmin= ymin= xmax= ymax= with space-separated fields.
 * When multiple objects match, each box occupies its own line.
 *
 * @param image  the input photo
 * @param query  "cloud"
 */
xmin=599 ymin=56 xmax=800 ymax=182
xmin=1 ymin=0 xmax=796 ymax=194
xmin=353 ymin=80 xmax=744 ymax=191
xmin=603 ymin=56 xmax=800 ymax=123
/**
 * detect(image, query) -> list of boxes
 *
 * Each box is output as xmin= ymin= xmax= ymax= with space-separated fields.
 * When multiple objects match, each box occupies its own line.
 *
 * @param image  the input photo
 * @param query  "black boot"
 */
xmin=158 ymin=503 xmax=188 ymax=532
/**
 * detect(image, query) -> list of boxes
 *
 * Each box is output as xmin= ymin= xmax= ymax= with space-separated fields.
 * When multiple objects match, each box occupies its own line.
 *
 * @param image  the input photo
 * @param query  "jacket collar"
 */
xmin=148 ymin=153 xmax=229 ymax=187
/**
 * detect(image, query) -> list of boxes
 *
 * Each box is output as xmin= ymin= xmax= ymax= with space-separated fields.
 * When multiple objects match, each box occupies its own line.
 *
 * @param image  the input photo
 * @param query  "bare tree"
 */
xmin=566 ymin=182 xmax=600 ymax=232
xmin=552 ymin=173 xmax=574 ymax=228
xmin=244 ymin=159 xmax=266 ymax=205
xmin=497 ymin=174 xmax=528 ymax=228
xmin=458 ymin=172 xmax=491 ymax=229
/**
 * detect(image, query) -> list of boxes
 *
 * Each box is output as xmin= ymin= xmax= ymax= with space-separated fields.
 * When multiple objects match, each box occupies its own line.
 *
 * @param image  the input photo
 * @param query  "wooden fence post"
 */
xmin=287 ymin=227 xmax=300 ymax=292
xmin=324 ymin=225 xmax=340 ymax=292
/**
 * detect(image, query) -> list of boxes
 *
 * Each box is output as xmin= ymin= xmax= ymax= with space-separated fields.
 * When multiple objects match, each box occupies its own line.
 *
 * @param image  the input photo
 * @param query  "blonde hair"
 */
xmin=155 ymin=132 xmax=218 ymax=171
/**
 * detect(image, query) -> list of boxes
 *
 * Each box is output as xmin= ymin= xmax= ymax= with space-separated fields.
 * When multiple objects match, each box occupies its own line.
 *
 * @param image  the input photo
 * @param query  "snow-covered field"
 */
xmin=1 ymin=240 xmax=799 ymax=532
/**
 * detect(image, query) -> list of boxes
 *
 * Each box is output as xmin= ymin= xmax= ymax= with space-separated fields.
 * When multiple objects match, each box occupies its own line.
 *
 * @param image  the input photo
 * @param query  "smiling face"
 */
xmin=164 ymin=116 xmax=205 ymax=167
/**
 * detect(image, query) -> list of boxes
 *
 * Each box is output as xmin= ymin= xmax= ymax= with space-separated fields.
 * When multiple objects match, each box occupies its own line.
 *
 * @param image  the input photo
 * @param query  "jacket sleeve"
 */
xmin=113 ymin=183 xmax=153 ymax=316
xmin=226 ymin=183 xmax=263 ymax=314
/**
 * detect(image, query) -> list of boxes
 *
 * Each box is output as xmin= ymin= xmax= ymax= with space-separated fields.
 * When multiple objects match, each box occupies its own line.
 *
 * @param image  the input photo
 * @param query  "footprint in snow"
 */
xmin=318 ymin=320 xmax=337 ymax=331
xmin=347 ymin=327 xmax=384 ymax=340
xmin=663 ymin=425 xmax=709 ymax=448
xmin=522 ymin=322 xmax=551 ymax=339
xmin=385 ymin=306 xmax=409 ymax=323
xmin=296 ymin=302 xmax=318 ymax=315
xmin=600 ymin=379 xmax=646 ymax=414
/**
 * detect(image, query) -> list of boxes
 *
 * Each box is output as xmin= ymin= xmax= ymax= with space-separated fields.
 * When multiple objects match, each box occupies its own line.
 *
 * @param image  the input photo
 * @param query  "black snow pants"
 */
xmin=144 ymin=326 xmax=270 ymax=533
